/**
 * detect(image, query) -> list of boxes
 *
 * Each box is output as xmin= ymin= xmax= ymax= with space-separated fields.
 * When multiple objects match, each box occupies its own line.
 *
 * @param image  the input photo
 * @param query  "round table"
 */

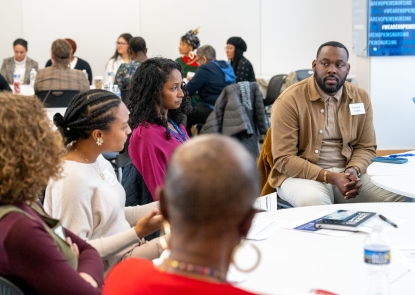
xmin=367 ymin=151 xmax=415 ymax=199
xmin=234 ymin=203 xmax=415 ymax=295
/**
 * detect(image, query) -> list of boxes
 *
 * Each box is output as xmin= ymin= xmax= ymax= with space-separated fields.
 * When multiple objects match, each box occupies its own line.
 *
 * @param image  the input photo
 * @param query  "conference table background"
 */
xmin=235 ymin=203 xmax=415 ymax=295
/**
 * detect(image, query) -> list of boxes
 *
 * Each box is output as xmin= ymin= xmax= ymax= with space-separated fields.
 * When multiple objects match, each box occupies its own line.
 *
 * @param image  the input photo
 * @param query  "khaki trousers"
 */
xmin=278 ymin=167 xmax=406 ymax=207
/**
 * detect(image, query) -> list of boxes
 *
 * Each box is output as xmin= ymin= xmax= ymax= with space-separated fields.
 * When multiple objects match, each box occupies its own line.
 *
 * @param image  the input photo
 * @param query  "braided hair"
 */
xmin=53 ymin=89 xmax=121 ymax=144
xmin=128 ymin=57 xmax=192 ymax=140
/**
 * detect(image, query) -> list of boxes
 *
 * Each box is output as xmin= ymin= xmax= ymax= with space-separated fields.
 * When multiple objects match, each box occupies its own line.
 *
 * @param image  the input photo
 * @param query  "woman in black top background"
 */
xmin=226 ymin=37 xmax=256 ymax=83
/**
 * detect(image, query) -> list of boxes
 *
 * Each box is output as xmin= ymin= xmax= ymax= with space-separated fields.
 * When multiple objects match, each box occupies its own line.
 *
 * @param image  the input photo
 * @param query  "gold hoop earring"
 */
xmin=160 ymin=221 xmax=171 ymax=250
xmin=231 ymin=242 xmax=261 ymax=273
xmin=96 ymin=137 xmax=104 ymax=146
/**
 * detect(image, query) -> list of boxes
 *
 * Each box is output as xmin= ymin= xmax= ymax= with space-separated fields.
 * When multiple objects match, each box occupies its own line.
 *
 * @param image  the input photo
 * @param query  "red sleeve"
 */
xmin=3 ymin=213 xmax=102 ymax=295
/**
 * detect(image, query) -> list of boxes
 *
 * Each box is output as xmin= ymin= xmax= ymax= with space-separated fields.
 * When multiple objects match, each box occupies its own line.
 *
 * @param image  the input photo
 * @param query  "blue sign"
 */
xmin=368 ymin=1 xmax=415 ymax=56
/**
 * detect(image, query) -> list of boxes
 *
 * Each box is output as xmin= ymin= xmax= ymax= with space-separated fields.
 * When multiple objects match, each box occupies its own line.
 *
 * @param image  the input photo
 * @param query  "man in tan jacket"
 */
xmin=270 ymin=41 xmax=403 ymax=207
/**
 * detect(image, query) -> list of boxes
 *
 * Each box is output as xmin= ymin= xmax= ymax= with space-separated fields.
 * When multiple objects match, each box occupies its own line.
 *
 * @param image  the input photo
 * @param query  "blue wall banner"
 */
xmin=368 ymin=1 xmax=415 ymax=56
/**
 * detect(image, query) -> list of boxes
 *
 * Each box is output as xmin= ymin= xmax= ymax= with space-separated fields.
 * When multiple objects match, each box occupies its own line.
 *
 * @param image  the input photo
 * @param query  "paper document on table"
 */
xmin=392 ymin=244 xmax=415 ymax=272
xmin=254 ymin=192 xmax=277 ymax=211
xmin=246 ymin=219 xmax=284 ymax=240
xmin=286 ymin=212 xmax=354 ymax=237
xmin=357 ymin=213 xmax=406 ymax=233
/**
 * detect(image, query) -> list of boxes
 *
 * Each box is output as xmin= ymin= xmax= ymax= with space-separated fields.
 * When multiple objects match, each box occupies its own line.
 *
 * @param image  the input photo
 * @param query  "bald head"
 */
xmin=162 ymin=135 xmax=259 ymax=231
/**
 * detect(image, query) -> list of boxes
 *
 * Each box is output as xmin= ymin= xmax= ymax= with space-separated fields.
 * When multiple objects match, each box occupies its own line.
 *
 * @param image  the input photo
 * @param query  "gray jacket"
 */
xmin=201 ymin=82 xmax=267 ymax=158
xmin=0 ymin=56 xmax=39 ymax=84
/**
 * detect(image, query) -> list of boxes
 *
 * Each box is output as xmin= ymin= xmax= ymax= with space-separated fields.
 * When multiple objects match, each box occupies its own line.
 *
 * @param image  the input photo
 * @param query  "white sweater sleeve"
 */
xmin=44 ymin=163 xmax=141 ymax=260
xmin=124 ymin=201 xmax=160 ymax=226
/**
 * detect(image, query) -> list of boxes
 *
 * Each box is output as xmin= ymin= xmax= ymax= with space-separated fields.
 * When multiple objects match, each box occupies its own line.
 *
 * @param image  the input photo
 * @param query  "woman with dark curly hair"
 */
xmin=44 ymin=89 xmax=163 ymax=272
xmin=175 ymin=28 xmax=200 ymax=79
xmin=0 ymin=92 xmax=103 ymax=294
xmin=128 ymin=57 xmax=192 ymax=200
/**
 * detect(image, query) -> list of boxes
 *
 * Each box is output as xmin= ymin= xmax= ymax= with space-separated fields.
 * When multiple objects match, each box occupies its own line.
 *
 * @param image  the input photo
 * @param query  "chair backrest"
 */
xmin=0 ymin=276 xmax=24 ymax=295
xmin=116 ymin=134 xmax=131 ymax=169
xmin=263 ymin=74 xmax=288 ymax=106
xmin=295 ymin=69 xmax=313 ymax=81
xmin=121 ymin=89 xmax=130 ymax=106
xmin=35 ymin=90 xmax=79 ymax=108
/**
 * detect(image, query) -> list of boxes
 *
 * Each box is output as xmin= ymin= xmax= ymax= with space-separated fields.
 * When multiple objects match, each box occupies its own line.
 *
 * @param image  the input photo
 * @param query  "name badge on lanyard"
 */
xmin=349 ymin=103 xmax=365 ymax=115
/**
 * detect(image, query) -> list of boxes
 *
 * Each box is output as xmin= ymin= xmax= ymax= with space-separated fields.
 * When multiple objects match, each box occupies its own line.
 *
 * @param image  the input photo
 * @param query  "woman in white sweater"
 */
xmin=44 ymin=89 xmax=163 ymax=271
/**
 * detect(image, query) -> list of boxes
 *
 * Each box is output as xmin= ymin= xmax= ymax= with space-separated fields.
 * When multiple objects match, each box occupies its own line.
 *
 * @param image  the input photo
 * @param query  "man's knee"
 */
xmin=279 ymin=180 xmax=333 ymax=207
xmin=294 ymin=192 xmax=332 ymax=207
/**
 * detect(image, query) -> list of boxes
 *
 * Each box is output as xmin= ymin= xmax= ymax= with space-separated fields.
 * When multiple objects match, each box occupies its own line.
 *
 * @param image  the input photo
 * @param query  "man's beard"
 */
xmin=314 ymin=72 xmax=347 ymax=94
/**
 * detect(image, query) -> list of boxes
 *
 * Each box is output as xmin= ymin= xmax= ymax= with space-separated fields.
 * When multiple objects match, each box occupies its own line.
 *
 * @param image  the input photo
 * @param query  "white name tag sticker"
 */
xmin=102 ymin=168 xmax=117 ymax=186
xmin=54 ymin=225 xmax=66 ymax=240
xmin=349 ymin=103 xmax=366 ymax=115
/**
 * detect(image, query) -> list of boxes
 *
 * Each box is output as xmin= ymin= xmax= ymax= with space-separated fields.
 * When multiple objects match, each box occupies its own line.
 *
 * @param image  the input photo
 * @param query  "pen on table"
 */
xmin=378 ymin=214 xmax=398 ymax=228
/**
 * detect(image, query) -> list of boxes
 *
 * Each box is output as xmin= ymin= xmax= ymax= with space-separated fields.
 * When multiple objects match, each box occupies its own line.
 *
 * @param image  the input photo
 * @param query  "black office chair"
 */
xmin=277 ymin=196 xmax=294 ymax=209
xmin=295 ymin=69 xmax=313 ymax=82
xmin=263 ymin=74 xmax=287 ymax=106
xmin=115 ymin=135 xmax=132 ymax=182
xmin=35 ymin=90 xmax=79 ymax=107
xmin=0 ymin=276 xmax=24 ymax=295
xmin=121 ymin=89 xmax=130 ymax=106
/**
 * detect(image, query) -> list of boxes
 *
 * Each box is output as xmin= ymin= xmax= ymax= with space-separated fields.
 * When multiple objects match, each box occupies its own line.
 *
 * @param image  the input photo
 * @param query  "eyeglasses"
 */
xmin=117 ymin=42 xmax=128 ymax=46
xmin=224 ymin=46 xmax=233 ymax=51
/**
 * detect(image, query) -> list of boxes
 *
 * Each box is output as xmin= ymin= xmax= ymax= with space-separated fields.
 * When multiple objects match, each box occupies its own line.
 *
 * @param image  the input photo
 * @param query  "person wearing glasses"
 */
xmin=128 ymin=57 xmax=192 ymax=201
xmin=185 ymin=45 xmax=235 ymax=135
xmin=225 ymin=37 xmax=256 ymax=83
xmin=105 ymin=33 xmax=132 ymax=78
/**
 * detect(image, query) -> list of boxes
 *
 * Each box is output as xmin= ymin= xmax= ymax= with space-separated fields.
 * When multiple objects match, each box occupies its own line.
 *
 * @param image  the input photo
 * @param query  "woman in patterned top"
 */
xmin=226 ymin=37 xmax=256 ymax=83
xmin=115 ymin=37 xmax=148 ymax=90
xmin=175 ymin=28 xmax=200 ymax=79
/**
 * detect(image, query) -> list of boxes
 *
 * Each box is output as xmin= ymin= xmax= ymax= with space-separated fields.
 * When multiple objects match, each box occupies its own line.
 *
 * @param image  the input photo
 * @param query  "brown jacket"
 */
xmin=269 ymin=76 xmax=376 ymax=188
xmin=34 ymin=66 xmax=89 ymax=92
xmin=258 ymin=128 xmax=275 ymax=196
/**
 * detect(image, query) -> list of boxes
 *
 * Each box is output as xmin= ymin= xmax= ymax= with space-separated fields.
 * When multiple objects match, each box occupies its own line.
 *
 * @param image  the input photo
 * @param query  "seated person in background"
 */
xmin=106 ymin=33 xmax=132 ymax=80
xmin=104 ymin=134 xmax=260 ymax=295
xmin=34 ymin=39 xmax=90 ymax=92
xmin=45 ymin=38 xmax=93 ymax=85
xmin=270 ymin=41 xmax=405 ymax=207
xmin=226 ymin=37 xmax=255 ymax=83
xmin=115 ymin=36 xmax=148 ymax=90
xmin=44 ymin=89 xmax=163 ymax=272
xmin=0 ymin=74 xmax=12 ymax=92
xmin=0 ymin=38 xmax=38 ymax=85
xmin=0 ymin=92 xmax=103 ymax=295
xmin=185 ymin=45 xmax=235 ymax=134
xmin=175 ymin=28 xmax=200 ymax=79
xmin=128 ymin=58 xmax=192 ymax=201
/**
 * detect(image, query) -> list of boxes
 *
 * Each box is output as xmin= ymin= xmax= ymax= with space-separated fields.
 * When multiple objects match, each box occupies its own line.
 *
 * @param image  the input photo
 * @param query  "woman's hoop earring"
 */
xmin=188 ymin=51 xmax=195 ymax=59
xmin=160 ymin=221 xmax=171 ymax=250
xmin=96 ymin=137 xmax=104 ymax=146
xmin=231 ymin=242 xmax=261 ymax=273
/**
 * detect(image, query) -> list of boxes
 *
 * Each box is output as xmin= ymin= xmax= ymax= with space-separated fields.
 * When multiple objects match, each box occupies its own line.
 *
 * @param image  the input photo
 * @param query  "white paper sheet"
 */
xmin=246 ymin=219 xmax=285 ymax=240
xmin=392 ymin=244 xmax=415 ymax=271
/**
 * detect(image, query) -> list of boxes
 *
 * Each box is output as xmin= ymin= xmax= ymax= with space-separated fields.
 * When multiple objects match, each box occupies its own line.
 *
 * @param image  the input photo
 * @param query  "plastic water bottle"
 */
xmin=29 ymin=68 xmax=37 ymax=87
xmin=364 ymin=224 xmax=390 ymax=295
xmin=13 ymin=69 xmax=21 ymax=94
xmin=107 ymin=71 xmax=114 ymax=87
xmin=82 ymin=69 xmax=88 ymax=82
xmin=112 ymin=84 xmax=121 ymax=98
